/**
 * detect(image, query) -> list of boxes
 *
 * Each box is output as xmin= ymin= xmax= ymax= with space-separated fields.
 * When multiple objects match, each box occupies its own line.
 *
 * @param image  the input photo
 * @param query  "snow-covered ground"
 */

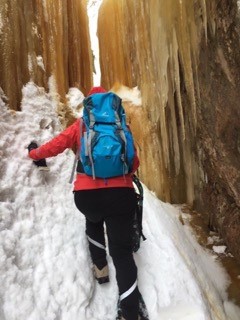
xmin=87 ymin=0 xmax=103 ymax=86
xmin=0 ymin=82 xmax=240 ymax=320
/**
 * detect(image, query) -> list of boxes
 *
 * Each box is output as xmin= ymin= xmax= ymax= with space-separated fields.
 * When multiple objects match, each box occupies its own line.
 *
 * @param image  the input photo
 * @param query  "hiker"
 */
xmin=28 ymin=86 xmax=147 ymax=320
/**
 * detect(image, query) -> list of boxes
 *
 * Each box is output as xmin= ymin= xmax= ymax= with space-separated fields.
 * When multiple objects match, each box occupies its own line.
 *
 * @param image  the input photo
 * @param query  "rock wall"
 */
xmin=198 ymin=1 xmax=240 ymax=263
xmin=98 ymin=0 xmax=240 ymax=262
xmin=0 ymin=0 xmax=92 ymax=111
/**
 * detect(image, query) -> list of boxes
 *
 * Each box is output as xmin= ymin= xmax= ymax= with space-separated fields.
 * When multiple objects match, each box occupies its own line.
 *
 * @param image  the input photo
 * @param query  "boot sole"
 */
xmin=96 ymin=276 xmax=109 ymax=284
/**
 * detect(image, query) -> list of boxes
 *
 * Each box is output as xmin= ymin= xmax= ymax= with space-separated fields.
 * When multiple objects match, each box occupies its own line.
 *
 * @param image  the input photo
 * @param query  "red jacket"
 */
xmin=29 ymin=119 xmax=140 ymax=191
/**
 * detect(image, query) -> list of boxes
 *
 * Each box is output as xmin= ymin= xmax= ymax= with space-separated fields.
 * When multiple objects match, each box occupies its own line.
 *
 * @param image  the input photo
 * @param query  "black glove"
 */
xmin=33 ymin=158 xmax=48 ymax=168
xmin=27 ymin=141 xmax=38 ymax=152
xmin=28 ymin=141 xmax=48 ymax=168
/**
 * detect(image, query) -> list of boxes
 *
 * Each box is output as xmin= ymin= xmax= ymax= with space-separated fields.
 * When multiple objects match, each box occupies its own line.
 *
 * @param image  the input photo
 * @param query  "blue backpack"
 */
xmin=79 ymin=92 xmax=135 ymax=179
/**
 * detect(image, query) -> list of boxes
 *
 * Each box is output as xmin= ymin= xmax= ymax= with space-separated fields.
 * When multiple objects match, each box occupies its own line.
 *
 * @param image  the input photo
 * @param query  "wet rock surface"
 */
xmin=197 ymin=0 xmax=240 ymax=263
xmin=0 ymin=0 xmax=92 ymax=111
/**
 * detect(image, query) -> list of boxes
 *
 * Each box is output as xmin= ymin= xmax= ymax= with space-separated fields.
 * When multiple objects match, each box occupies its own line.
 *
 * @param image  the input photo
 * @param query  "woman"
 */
xmin=28 ymin=86 xmax=145 ymax=320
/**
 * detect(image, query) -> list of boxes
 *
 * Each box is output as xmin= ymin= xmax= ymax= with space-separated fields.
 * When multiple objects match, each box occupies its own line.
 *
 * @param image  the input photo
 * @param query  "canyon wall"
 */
xmin=1 ymin=0 xmax=239 ymax=263
xmin=0 ymin=0 xmax=92 ymax=113
xmin=98 ymin=0 xmax=240 ymax=262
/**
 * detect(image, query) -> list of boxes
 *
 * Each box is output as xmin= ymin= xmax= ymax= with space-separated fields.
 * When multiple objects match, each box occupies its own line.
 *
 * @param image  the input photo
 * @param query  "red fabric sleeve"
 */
xmin=127 ymin=125 xmax=140 ymax=173
xmin=29 ymin=119 xmax=81 ymax=160
xmin=132 ymin=147 xmax=140 ymax=173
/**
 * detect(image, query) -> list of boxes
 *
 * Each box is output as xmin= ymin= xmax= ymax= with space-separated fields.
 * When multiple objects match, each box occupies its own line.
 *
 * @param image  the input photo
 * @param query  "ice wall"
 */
xmin=98 ymin=1 xmax=240 ymax=261
xmin=98 ymin=0 xmax=207 ymax=204
xmin=0 ymin=0 xmax=92 ymax=112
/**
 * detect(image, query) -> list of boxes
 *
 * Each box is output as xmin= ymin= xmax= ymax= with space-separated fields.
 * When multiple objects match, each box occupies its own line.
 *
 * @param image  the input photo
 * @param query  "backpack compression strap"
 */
xmin=87 ymin=110 xmax=96 ymax=179
xmin=114 ymin=111 xmax=128 ymax=175
xmin=112 ymin=96 xmax=127 ymax=163
xmin=112 ymin=94 xmax=128 ymax=174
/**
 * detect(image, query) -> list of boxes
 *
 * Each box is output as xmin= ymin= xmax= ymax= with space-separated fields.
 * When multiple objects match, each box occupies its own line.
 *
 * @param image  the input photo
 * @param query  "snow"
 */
xmin=0 ymin=81 xmax=239 ymax=320
xmin=213 ymin=246 xmax=227 ymax=254
xmin=66 ymin=88 xmax=84 ymax=109
xmin=207 ymin=235 xmax=220 ymax=245
xmin=237 ymin=1 xmax=240 ymax=11
xmin=87 ymin=0 xmax=103 ymax=85
xmin=0 ymin=13 xmax=3 ymax=35
xmin=113 ymin=85 xmax=142 ymax=107
xmin=66 ymin=88 xmax=85 ymax=117
xmin=0 ymin=87 xmax=8 ymax=107
xmin=28 ymin=55 xmax=33 ymax=73
xmin=36 ymin=56 xmax=45 ymax=72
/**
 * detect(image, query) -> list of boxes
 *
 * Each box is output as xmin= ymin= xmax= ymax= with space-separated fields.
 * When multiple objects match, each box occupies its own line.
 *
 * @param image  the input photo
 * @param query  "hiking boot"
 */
xmin=116 ymin=292 xmax=149 ymax=320
xmin=139 ymin=294 xmax=149 ymax=320
xmin=117 ymin=316 xmax=144 ymax=320
xmin=93 ymin=264 xmax=109 ymax=284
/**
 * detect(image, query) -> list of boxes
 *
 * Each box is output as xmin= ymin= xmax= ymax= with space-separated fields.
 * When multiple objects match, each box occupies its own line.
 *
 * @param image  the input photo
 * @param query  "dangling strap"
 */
xmin=132 ymin=174 xmax=146 ymax=241
xmin=69 ymin=119 xmax=83 ymax=184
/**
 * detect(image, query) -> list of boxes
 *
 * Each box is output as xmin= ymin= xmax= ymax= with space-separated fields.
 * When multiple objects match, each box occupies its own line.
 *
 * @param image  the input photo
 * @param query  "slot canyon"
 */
xmin=0 ymin=0 xmax=240 ymax=267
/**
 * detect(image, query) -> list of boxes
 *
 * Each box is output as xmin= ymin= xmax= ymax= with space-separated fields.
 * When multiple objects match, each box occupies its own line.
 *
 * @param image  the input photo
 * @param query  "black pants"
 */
xmin=74 ymin=187 xmax=139 ymax=320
